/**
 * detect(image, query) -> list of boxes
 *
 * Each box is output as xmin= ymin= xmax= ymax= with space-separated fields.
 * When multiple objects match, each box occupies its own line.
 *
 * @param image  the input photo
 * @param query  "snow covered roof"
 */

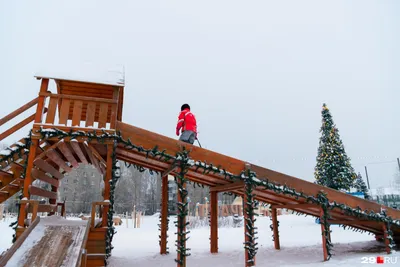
xmin=35 ymin=65 xmax=125 ymax=87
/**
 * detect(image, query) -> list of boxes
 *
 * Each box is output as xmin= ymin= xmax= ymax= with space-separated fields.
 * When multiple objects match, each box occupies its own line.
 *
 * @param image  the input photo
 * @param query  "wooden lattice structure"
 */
xmin=0 ymin=75 xmax=399 ymax=267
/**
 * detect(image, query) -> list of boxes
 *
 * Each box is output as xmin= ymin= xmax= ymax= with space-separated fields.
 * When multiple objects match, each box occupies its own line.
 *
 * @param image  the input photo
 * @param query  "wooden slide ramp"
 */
xmin=1 ymin=216 xmax=89 ymax=267
xmin=110 ymin=121 xmax=400 ymax=240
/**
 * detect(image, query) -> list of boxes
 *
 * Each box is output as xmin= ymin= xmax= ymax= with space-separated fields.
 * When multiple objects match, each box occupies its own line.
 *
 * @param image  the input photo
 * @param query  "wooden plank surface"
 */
xmin=58 ymin=141 xmax=79 ymax=168
xmin=85 ymin=102 xmax=96 ymax=127
xmin=29 ymin=185 xmax=58 ymax=199
xmin=72 ymin=100 xmax=83 ymax=126
xmin=70 ymin=141 xmax=88 ymax=164
xmin=39 ymin=92 xmax=117 ymax=104
xmin=59 ymin=98 xmax=71 ymax=125
xmin=98 ymin=103 xmax=109 ymax=128
xmin=31 ymin=168 xmax=60 ymax=187
xmin=45 ymin=97 xmax=58 ymax=124
xmin=45 ymin=149 xmax=73 ymax=172
xmin=33 ymin=158 xmax=64 ymax=180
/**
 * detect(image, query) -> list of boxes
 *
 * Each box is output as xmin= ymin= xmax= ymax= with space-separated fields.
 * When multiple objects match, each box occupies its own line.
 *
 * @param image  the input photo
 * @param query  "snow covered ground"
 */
xmin=1 ymin=214 xmax=398 ymax=266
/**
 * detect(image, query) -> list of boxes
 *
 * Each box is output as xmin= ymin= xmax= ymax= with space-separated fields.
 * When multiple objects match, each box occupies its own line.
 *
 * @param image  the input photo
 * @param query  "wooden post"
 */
xmin=271 ymin=208 xmax=280 ymax=250
xmin=320 ymin=208 xmax=328 ymax=261
xmin=34 ymin=78 xmax=49 ymax=123
xmin=160 ymin=175 xmax=169 ymax=254
xmin=102 ymin=144 xmax=113 ymax=227
xmin=210 ymin=191 xmax=218 ymax=253
xmin=18 ymin=139 xmax=39 ymax=230
xmin=243 ymin=185 xmax=256 ymax=266
xmin=31 ymin=201 xmax=39 ymax=223
xmin=382 ymin=223 xmax=391 ymax=254
xmin=61 ymin=202 xmax=66 ymax=217
xmin=49 ymin=184 xmax=58 ymax=216
xmin=91 ymin=203 xmax=96 ymax=229
xmin=176 ymin=174 xmax=188 ymax=267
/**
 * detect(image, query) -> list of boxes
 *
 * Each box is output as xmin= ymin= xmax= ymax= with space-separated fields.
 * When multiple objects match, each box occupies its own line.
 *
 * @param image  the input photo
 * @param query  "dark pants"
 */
xmin=179 ymin=130 xmax=196 ymax=144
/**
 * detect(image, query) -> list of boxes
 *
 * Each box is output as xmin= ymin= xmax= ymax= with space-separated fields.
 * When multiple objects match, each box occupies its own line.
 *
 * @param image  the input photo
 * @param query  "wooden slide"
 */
xmin=0 ymin=216 xmax=89 ymax=267
xmin=112 ymin=121 xmax=400 ymax=241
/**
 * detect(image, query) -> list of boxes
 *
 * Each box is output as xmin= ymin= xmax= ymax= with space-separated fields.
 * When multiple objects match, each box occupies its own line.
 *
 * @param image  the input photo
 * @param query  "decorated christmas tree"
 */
xmin=353 ymin=172 xmax=371 ymax=200
xmin=314 ymin=104 xmax=356 ymax=191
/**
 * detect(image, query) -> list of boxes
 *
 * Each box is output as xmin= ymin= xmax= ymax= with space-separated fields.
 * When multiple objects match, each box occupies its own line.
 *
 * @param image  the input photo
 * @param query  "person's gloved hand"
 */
xmin=176 ymin=129 xmax=180 ymax=136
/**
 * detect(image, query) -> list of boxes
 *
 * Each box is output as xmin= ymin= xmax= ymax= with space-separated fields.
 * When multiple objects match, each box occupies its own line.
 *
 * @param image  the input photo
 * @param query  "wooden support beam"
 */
xmin=327 ymin=220 xmax=380 ymax=226
xmin=116 ymin=149 xmax=227 ymax=186
xmin=34 ymin=78 xmax=49 ymax=123
xmin=18 ymin=139 xmax=39 ymax=228
xmin=83 ymin=143 xmax=101 ymax=173
xmin=45 ymin=149 xmax=73 ymax=172
xmin=243 ymin=176 xmax=256 ymax=266
xmin=70 ymin=140 xmax=88 ymax=164
xmin=160 ymin=175 xmax=168 ymax=255
xmin=383 ymin=224 xmax=391 ymax=254
xmin=88 ymin=144 xmax=106 ymax=167
xmin=162 ymin=164 xmax=177 ymax=177
xmin=271 ymin=203 xmax=318 ymax=210
xmin=271 ymin=208 xmax=280 ymax=250
xmin=31 ymin=168 xmax=59 ymax=187
xmin=320 ymin=208 xmax=329 ymax=261
xmin=28 ymin=185 xmax=57 ymax=200
xmin=0 ymin=170 xmax=14 ymax=188
xmin=57 ymin=141 xmax=79 ymax=168
xmin=33 ymin=158 xmax=63 ymax=180
xmin=102 ymin=144 xmax=113 ymax=227
xmin=176 ymin=169 xmax=188 ymax=267
xmin=28 ymin=204 xmax=57 ymax=213
xmin=210 ymin=190 xmax=218 ymax=253
xmin=210 ymin=181 xmax=245 ymax=192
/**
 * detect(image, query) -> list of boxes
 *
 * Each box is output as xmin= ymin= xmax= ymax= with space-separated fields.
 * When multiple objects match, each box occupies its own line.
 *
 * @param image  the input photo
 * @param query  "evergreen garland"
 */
xmin=243 ymin=168 xmax=258 ymax=265
xmin=174 ymin=150 xmax=191 ymax=266
xmin=105 ymin=142 xmax=120 ymax=263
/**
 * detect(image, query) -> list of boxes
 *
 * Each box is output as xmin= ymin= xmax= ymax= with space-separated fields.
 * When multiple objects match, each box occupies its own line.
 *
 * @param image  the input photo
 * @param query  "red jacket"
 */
xmin=176 ymin=108 xmax=197 ymax=135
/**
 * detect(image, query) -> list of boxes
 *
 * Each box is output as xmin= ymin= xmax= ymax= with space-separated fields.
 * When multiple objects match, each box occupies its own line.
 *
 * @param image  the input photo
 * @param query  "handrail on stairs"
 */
xmin=0 ymin=97 xmax=39 ymax=127
xmin=0 ymin=97 xmax=48 ymax=142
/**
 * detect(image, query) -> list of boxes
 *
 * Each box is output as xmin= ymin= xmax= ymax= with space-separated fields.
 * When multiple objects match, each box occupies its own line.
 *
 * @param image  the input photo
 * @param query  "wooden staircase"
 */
xmin=0 ymin=138 xmax=35 ymax=204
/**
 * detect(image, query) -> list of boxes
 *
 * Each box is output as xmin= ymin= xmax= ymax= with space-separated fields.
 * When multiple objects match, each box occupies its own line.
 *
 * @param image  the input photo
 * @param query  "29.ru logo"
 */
xmin=361 ymin=256 xmax=398 ymax=264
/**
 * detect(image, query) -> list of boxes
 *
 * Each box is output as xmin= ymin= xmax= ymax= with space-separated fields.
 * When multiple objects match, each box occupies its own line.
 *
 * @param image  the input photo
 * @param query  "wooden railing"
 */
xmin=21 ymin=199 xmax=40 ymax=225
xmin=0 ymin=97 xmax=39 ymax=127
xmin=77 ymin=219 xmax=91 ymax=267
xmin=0 ymin=97 xmax=48 ymax=141
xmin=37 ymin=92 xmax=118 ymax=129
xmin=24 ymin=200 xmax=67 ymax=223
xmin=90 ymin=201 xmax=110 ymax=229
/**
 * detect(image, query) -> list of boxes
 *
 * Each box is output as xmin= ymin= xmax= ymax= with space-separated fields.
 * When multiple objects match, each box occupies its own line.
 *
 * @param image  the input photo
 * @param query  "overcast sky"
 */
xmin=1 ymin=0 xmax=399 ymax=188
